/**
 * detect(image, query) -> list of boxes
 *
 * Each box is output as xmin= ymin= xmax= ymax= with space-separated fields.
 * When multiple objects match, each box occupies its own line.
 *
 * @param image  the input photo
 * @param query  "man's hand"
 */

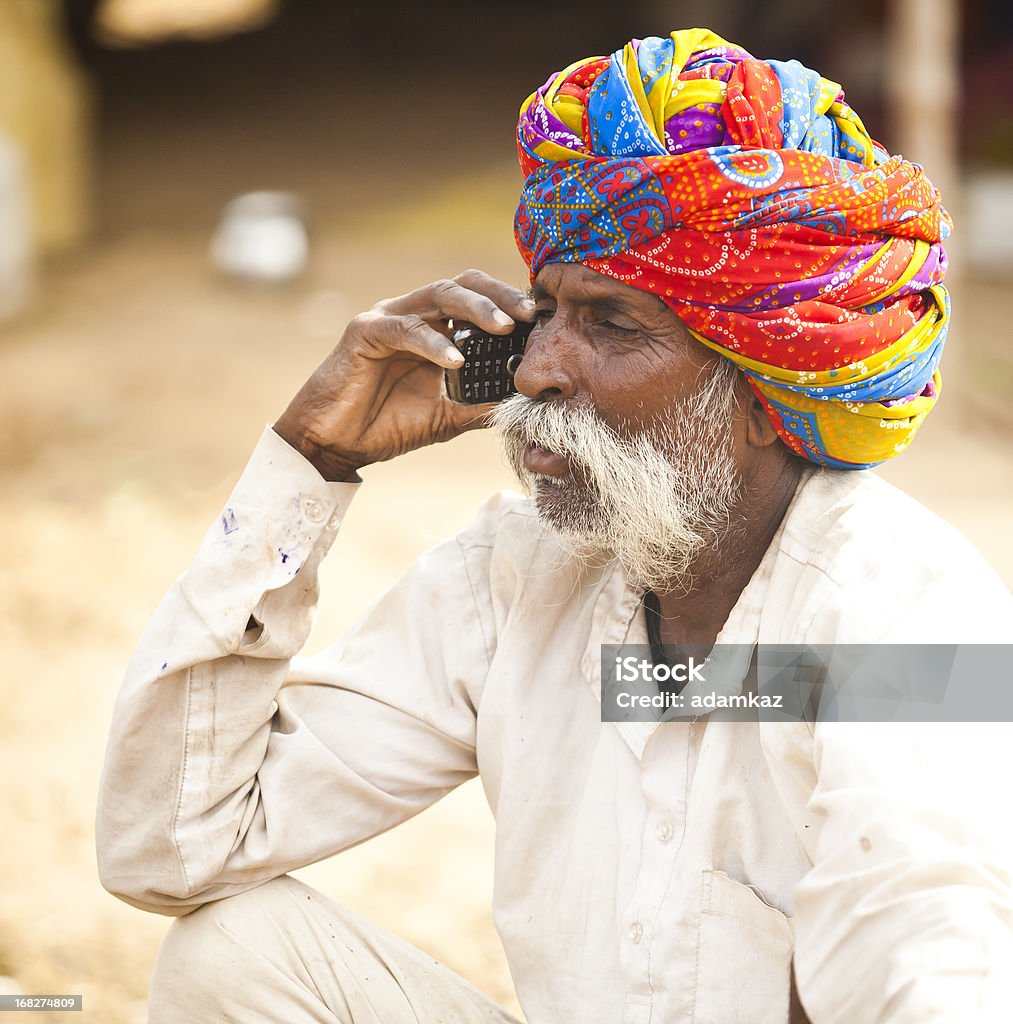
xmin=273 ymin=270 xmax=535 ymax=481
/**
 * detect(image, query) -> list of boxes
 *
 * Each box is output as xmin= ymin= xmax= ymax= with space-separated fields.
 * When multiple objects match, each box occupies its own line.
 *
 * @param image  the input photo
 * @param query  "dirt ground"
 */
xmin=2 ymin=98 xmax=1013 ymax=1022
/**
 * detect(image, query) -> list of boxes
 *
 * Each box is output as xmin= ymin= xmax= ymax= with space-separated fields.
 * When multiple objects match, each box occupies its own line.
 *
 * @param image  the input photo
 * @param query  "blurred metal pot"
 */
xmin=210 ymin=190 xmax=308 ymax=284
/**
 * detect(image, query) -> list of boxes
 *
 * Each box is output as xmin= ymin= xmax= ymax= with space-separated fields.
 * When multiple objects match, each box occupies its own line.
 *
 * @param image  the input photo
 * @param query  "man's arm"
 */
xmin=790 ymin=580 xmax=1013 ymax=1021
xmin=96 ymin=271 xmax=534 ymax=914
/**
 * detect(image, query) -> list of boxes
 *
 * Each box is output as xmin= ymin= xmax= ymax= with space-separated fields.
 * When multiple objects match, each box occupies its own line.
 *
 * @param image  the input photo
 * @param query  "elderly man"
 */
xmin=98 ymin=28 xmax=1013 ymax=1024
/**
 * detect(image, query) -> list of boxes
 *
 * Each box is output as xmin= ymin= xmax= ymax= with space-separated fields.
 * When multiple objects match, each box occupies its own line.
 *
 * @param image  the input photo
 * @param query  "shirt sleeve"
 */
xmin=793 ymin=720 xmax=1013 ymax=1022
xmin=791 ymin=578 xmax=1013 ymax=1022
xmin=96 ymin=427 xmax=490 ymax=916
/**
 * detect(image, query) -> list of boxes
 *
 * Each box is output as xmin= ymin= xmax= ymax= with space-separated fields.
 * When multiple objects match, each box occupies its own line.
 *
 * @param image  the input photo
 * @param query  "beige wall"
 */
xmin=0 ymin=0 xmax=93 ymax=257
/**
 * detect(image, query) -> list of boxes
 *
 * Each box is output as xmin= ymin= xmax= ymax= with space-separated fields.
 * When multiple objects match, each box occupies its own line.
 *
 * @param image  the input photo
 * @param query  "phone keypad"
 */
xmin=447 ymin=327 xmax=529 ymax=404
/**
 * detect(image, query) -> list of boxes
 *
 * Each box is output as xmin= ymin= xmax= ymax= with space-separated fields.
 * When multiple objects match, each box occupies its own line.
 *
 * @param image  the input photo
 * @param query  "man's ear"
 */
xmin=743 ymin=387 xmax=781 ymax=448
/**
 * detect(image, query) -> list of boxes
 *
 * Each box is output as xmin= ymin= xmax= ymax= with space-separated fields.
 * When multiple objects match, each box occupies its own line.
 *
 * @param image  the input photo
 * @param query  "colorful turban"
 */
xmin=514 ymin=29 xmax=951 ymax=469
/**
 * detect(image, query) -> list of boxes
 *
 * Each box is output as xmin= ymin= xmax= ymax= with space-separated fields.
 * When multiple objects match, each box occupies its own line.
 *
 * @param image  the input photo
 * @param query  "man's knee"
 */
xmin=149 ymin=876 xmax=517 ymax=1024
xmin=150 ymin=875 xmax=340 ymax=1022
xmin=157 ymin=875 xmax=311 ymax=964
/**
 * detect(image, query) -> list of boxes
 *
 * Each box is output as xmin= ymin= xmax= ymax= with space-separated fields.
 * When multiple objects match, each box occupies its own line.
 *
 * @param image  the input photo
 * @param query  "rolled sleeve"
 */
xmin=96 ymin=428 xmax=489 ymax=915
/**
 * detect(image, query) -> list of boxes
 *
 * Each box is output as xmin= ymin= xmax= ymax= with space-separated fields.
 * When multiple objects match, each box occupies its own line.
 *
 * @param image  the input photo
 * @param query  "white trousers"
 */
xmin=149 ymin=875 xmax=523 ymax=1024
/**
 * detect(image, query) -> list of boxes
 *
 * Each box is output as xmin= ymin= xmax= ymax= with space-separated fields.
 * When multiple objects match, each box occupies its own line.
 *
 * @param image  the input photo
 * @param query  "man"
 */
xmin=97 ymin=28 xmax=1013 ymax=1023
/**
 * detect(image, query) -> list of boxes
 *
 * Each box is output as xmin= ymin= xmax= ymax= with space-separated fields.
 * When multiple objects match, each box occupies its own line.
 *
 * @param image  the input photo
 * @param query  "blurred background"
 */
xmin=1 ymin=1 xmax=1011 ymax=1020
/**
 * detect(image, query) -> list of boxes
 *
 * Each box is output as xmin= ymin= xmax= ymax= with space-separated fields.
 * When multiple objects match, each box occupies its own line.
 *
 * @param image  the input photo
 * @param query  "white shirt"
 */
xmin=97 ymin=427 xmax=1013 ymax=1024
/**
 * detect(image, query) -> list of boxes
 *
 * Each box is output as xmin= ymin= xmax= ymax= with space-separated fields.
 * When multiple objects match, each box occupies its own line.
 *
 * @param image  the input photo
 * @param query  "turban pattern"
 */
xmin=514 ymin=29 xmax=951 ymax=469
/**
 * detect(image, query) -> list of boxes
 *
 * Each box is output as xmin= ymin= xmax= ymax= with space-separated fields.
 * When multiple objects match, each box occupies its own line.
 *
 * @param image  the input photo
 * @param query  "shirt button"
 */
xmin=628 ymin=922 xmax=643 ymax=944
xmin=326 ymin=511 xmax=341 ymax=530
xmin=656 ymin=820 xmax=674 ymax=844
xmin=303 ymin=498 xmax=326 ymax=523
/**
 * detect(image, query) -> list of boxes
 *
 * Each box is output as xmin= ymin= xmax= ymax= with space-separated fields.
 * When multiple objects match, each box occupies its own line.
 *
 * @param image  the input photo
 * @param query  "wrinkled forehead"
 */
xmin=531 ymin=263 xmax=672 ymax=316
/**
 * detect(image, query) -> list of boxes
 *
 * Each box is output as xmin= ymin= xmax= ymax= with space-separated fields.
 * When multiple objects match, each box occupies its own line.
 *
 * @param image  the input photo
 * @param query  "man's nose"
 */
xmin=513 ymin=321 xmax=577 ymax=401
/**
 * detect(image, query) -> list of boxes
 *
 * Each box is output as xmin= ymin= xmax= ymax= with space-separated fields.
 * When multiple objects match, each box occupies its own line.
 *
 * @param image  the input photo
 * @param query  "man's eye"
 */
xmin=599 ymin=320 xmax=639 ymax=336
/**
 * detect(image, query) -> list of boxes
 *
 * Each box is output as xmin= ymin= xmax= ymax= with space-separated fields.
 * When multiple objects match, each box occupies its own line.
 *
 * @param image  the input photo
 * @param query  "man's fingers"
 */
xmin=453 ymin=269 xmax=536 ymax=324
xmin=383 ymin=279 xmax=514 ymax=335
xmin=443 ymin=400 xmax=500 ymax=434
xmin=352 ymin=312 xmax=463 ymax=368
xmin=381 ymin=274 xmax=535 ymax=335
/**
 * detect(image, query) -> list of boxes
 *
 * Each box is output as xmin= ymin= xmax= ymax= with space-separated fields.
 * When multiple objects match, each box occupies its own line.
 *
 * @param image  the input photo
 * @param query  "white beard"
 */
xmin=492 ymin=359 xmax=743 ymax=594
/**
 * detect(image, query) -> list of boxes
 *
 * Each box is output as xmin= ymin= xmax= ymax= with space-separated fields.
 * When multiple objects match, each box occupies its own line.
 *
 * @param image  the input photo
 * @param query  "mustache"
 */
xmin=492 ymin=395 xmax=636 ymax=472
xmin=491 ymin=355 xmax=743 ymax=467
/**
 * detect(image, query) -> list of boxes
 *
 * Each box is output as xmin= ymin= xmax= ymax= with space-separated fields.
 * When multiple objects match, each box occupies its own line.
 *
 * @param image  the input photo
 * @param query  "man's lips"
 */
xmin=523 ymin=443 xmax=570 ymax=477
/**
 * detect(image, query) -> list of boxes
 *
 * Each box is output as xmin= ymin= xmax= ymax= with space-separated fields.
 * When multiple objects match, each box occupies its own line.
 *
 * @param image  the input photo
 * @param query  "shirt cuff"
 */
xmin=227 ymin=425 xmax=361 ymax=532
xmin=172 ymin=426 xmax=360 ymax=659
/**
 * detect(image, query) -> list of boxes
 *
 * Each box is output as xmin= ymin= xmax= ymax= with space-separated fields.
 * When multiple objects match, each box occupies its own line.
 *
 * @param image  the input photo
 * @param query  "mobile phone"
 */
xmin=445 ymin=321 xmax=533 ymax=405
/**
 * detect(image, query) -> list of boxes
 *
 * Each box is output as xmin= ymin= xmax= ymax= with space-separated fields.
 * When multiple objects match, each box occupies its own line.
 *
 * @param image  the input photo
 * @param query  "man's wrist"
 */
xmin=271 ymin=417 xmax=363 ymax=483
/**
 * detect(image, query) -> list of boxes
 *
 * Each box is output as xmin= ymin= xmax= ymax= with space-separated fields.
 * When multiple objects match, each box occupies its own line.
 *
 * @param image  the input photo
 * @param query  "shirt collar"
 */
xmin=580 ymin=471 xmax=811 ymax=758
